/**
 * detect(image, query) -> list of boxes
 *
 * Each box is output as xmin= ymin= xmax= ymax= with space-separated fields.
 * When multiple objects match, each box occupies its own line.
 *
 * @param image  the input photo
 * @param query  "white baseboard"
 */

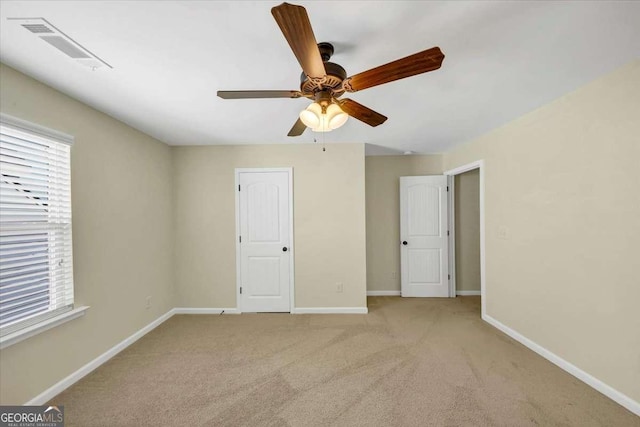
xmin=173 ymin=308 xmax=240 ymax=315
xmin=483 ymin=314 xmax=640 ymax=416
xmin=25 ymin=309 xmax=175 ymax=405
xmin=367 ymin=290 xmax=401 ymax=296
xmin=456 ymin=290 xmax=481 ymax=296
xmin=292 ymin=307 xmax=368 ymax=314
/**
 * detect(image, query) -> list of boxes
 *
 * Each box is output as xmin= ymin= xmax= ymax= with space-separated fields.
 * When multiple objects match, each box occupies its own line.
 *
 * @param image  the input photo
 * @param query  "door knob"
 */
xmin=282 ymin=247 xmax=288 ymax=252
xmin=402 ymin=241 xmax=408 ymax=245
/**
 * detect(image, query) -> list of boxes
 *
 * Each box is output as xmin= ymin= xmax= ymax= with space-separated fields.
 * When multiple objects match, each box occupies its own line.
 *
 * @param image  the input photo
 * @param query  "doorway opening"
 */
xmin=445 ymin=160 xmax=486 ymax=318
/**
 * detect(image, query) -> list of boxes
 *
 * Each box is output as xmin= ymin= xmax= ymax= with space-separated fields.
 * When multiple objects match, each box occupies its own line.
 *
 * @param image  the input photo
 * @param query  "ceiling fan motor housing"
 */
xmin=299 ymin=43 xmax=346 ymax=97
xmin=317 ymin=42 xmax=334 ymax=62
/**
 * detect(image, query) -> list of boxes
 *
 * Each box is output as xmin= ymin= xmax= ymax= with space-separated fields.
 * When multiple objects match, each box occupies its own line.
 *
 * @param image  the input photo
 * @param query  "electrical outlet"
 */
xmin=145 ymin=296 xmax=152 ymax=309
xmin=336 ymin=282 xmax=343 ymax=293
xmin=391 ymin=271 xmax=397 ymax=279
xmin=497 ymin=226 xmax=508 ymax=240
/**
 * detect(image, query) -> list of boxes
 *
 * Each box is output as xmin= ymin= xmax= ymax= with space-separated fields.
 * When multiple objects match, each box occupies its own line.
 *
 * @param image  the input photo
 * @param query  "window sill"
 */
xmin=0 ymin=306 xmax=90 ymax=350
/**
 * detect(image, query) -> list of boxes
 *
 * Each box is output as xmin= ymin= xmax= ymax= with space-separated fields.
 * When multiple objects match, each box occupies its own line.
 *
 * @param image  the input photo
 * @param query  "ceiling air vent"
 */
xmin=21 ymin=24 xmax=54 ymax=34
xmin=9 ymin=17 xmax=112 ymax=69
xmin=40 ymin=36 xmax=91 ymax=59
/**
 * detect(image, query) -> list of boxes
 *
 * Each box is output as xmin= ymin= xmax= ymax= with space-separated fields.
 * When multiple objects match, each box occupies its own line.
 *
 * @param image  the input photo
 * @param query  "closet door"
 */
xmin=400 ymin=176 xmax=449 ymax=297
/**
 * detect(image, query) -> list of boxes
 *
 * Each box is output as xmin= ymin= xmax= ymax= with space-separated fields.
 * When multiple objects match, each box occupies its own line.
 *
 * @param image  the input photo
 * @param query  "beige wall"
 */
xmin=444 ymin=60 xmax=640 ymax=402
xmin=365 ymin=155 xmax=443 ymax=292
xmin=173 ymin=144 xmax=367 ymax=309
xmin=2 ymin=56 xmax=638 ymax=408
xmin=0 ymin=64 xmax=174 ymax=404
xmin=455 ymin=169 xmax=481 ymax=292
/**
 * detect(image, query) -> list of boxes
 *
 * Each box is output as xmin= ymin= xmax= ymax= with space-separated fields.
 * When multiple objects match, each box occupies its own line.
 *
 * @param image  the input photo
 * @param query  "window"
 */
xmin=0 ymin=114 xmax=75 ymax=339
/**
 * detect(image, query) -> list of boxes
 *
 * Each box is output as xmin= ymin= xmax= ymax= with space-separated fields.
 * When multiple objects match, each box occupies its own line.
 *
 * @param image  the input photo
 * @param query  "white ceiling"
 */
xmin=1 ymin=1 xmax=639 ymax=154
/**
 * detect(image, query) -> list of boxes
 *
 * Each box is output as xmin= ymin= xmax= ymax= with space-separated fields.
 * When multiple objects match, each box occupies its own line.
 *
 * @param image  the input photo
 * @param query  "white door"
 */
xmin=400 ymin=176 xmax=449 ymax=297
xmin=238 ymin=170 xmax=292 ymax=312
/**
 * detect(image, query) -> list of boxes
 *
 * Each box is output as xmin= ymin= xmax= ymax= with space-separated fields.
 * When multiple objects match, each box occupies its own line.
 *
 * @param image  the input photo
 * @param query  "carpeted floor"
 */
xmin=49 ymin=296 xmax=639 ymax=426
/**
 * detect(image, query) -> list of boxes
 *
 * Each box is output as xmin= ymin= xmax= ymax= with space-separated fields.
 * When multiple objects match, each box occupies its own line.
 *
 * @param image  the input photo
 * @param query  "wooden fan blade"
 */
xmin=344 ymin=47 xmax=444 ymax=92
xmin=217 ymin=90 xmax=302 ymax=99
xmin=337 ymin=99 xmax=387 ymax=127
xmin=271 ymin=3 xmax=326 ymax=79
xmin=287 ymin=117 xmax=307 ymax=137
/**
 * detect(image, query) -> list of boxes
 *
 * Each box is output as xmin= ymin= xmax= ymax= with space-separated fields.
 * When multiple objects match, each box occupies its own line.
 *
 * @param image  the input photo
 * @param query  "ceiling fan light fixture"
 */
xmin=299 ymin=102 xmax=322 ymax=128
xmin=326 ymin=103 xmax=348 ymax=130
xmin=301 ymin=102 xmax=348 ymax=132
xmin=311 ymin=112 xmax=329 ymax=132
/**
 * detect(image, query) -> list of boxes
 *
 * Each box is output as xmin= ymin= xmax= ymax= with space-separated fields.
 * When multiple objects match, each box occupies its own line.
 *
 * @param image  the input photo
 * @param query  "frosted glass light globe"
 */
xmin=299 ymin=103 xmax=322 ymax=128
xmin=326 ymin=104 xmax=348 ymax=130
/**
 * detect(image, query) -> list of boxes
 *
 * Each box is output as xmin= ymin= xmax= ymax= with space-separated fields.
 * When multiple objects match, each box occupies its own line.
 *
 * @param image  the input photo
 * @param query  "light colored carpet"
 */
xmin=50 ymin=296 xmax=638 ymax=426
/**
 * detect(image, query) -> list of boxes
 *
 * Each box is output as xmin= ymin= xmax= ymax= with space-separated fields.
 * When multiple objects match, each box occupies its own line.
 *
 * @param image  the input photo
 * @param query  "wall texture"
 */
xmin=172 ymin=144 xmax=367 ymax=309
xmin=455 ymin=169 xmax=481 ymax=292
xmin=0 ymin=64 xmax=174 ymax=405
xmin=443 ymin=60 xmax=640 ymax=403
xmin=365 ymin=155 xmax=442 ymax=292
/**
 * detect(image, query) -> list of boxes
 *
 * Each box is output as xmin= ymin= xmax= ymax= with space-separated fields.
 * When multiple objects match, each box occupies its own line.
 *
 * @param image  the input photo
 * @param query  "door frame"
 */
xmin=444 ymin=160 xmax=486 ymax=318
xmin=234 ymin=168 xmax=295 ymax=313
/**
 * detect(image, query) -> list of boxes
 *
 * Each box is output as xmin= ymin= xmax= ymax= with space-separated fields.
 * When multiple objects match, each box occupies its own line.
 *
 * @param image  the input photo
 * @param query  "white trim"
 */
xmin=447 ymin=176 xmax=456 ymax=298
xmin=235 ymin=168 xmax=295 ymax=314
xmin=0 ymin=306 xmax=89 ymax=350
xmin=25 ymin=308 xmax=174 ymax=405
xmin=287 ymin=169 xmax=295 ymax=312
xmin=366 ymin=290 xmax=401 ymax=296
xmin=483 ymin=314 xmax=640 ymax=416
xmin=0 ymin=113 xmax=74 ymax=145
xmin=445 ymin=160 xmax=486 ymax=318
xmin=456 ymin=290 xmax=481 ymax=296
xmin=172 ymin=308 xmax=240 ymax=315
xmin=235 ymin=170 xmax=242 ymax=311
xmin=444 ymin=160 xmax=484 ymax=176
xmin=292 ymin=307 xmax=368 ymax=314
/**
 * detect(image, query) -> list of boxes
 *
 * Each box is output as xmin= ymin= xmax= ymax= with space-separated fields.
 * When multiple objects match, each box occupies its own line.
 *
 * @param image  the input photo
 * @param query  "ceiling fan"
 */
xmin=217 ymin=2 xmax=445 ymax=136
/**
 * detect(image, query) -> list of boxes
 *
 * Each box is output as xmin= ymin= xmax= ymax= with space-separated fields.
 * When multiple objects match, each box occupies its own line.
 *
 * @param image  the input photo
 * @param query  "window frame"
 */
xmin=0 ymin=113 xmax=88 ymax=349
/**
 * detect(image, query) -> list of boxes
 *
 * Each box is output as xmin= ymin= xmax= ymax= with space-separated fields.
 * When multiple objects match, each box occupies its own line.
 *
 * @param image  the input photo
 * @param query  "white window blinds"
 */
xmin=0 ymin=114 xmax=74 ymax=336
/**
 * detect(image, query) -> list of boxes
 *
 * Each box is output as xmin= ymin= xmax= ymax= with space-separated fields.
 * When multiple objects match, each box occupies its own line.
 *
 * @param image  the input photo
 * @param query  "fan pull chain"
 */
xmin=313 ymin=136 xmax=327 ymax=152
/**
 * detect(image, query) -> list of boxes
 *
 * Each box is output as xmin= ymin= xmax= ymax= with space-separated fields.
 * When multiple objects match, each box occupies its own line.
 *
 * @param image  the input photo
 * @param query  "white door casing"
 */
xmin=444 ymin=159 xmax=486 ymax=316
xmin=400 ymin=176 xmax=449 ymax=297
xmin=236 ymin=169 xmax=293 ymax=312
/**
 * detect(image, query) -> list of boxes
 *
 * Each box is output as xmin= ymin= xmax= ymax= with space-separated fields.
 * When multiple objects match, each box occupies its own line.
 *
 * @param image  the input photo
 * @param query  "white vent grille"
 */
xmin=40 ymin=36 xmax=91 ymax=59
xmin=9 ymin=17 xmax=112 ymax=69
xmin=21 ymin=24 xmax=54 ymax=34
